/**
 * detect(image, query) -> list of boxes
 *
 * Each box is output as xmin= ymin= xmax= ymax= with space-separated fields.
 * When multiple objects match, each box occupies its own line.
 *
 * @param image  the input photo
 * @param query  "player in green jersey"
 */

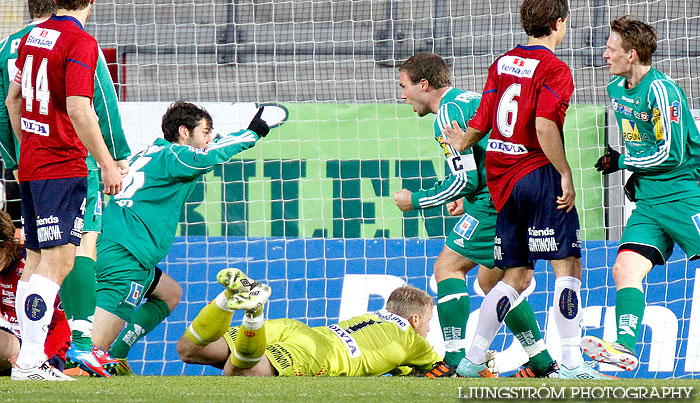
xmin=90 ymin=101 xmax=270 ymax=375
xmin=584 ymin=16 xmax=700 ymax=372
xmin=0 ymin=2 xmax=57 ymax=175
xmin=0 ymin=0 xmax=129 ymax=378
xmin=393 ymin=53 xmax=563 ymax=378
xmin=177 ymin=271 xmax=441 ymax=376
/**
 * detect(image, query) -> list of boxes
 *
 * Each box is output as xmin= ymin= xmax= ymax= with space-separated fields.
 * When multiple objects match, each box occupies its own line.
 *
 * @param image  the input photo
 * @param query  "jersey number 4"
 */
xmin=497 ymin=83 xmax=521 ymax=138
xmin=21 ymin=55 xmax=50 ymax=116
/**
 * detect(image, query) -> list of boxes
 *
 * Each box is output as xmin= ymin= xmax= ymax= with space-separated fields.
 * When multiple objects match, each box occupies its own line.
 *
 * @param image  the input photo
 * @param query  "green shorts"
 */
xmin=83 ymin=168 xmax=103 ymax=233
xmin=95 ymin=238 xmax=155 ymax=322
xmin=620 ymin=197 xmax=700 ymax=265
xmin=224 ymin=319 xmax=331 ymax=376
xmin=444 ymin=196 xmax=497 ymax=268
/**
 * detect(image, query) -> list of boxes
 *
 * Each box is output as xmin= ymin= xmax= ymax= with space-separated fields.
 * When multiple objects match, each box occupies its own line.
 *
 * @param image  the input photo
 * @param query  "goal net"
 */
xmin=1 ymin=0 xmax=699 ymax=378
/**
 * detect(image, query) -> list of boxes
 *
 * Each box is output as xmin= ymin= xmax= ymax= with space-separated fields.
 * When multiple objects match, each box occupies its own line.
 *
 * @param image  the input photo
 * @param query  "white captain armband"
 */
xmin=446 ymin=154 xmax=476 ymax=175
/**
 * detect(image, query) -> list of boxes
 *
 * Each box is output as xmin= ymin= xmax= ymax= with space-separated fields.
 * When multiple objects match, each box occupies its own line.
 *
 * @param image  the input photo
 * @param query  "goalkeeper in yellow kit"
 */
xmin=177 ymin=269 xmax=441 ymax=376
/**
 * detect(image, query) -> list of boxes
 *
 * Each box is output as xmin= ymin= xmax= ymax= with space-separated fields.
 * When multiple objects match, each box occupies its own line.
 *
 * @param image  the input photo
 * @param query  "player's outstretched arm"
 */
xmin=536 ymin=117 xmax=575 ymax=213
xmin=66 ymin=95 xmax=122 ymax=195
xmin=169 ymin=109 xmax=269 ymax=177
xmin=440 ymin=121 xmax=486 ymax=152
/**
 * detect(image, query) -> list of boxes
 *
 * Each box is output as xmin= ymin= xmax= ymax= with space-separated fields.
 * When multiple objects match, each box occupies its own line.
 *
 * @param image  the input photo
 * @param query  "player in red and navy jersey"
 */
xmin=5 ymin=0 xmax=122 ymax=381
xmin=441 ymin=0 xmax=611 ymax=380
xmin=0 ymin=211 xmax=71 ymax=375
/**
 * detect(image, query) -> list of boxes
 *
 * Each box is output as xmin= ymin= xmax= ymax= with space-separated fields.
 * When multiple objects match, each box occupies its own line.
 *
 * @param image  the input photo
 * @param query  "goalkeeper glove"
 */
xmin=594 ymin=144 xmax=622 ymax=174
xmin=247 ymin=107 xmax=270 ymax=138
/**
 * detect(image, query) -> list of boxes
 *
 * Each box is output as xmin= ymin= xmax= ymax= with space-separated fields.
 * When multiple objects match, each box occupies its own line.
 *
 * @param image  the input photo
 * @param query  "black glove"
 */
xmin=624 ymin=173 xmax=637 ymax=202
xmin=247 ymin=107 xmax=270 ymax=138
xmin=594 ymin=144 xmax=622 ymax=175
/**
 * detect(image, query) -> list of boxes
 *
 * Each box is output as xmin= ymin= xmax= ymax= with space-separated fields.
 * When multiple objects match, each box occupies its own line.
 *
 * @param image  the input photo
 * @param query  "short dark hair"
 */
xmin=520 ymin=0 xmax=569 ymax=38
xmin=161 ymin=101 xmax=213 ymax=143
xmin=28 ymin=0 xmax=56 ymax=19
xmin=0 ymin=211 xmax=21 ymax=266
xmin=399 ymin=53 xmax=451 ymax=89
xmin=611 ymin=16 xmax=657 ymax=65
xmin=385 ymin=285 xmax=434 ymax=320
xmin=55 ymin=0 xmax=92 ymax=11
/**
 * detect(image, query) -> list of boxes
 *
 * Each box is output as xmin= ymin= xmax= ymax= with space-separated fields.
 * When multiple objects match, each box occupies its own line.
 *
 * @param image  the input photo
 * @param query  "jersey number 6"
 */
xmin=497 ymin=83 xmax=521 ymax=138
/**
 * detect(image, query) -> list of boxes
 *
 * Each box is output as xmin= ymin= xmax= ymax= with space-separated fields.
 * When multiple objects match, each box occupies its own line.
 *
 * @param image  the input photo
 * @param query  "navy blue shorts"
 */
xmin=494 ymin=164 xmax=582 ymax=269
xmin=20 ymin=177 xmax=87 ymax=250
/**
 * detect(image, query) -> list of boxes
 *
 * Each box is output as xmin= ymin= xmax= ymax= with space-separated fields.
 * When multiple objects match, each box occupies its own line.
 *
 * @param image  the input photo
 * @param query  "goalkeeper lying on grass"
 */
xmin=177 ymin=270 xmax=443 ymax=376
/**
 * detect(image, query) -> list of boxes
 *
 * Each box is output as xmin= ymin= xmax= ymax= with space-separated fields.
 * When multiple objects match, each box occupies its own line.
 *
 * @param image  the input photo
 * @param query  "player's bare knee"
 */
xmin=176 ymin=337 xmax=197 ymax=363
xmin=433 ymin=247 xmax=474 ymax=282
xmin=477 ymin=267 xmax=504 ymax=294
xmin=551 ymin=256 xmax=582 ymax=279
xmin=151 ymin=270 xmax=183 ymax=311
xmin=165 ymin=281 xmax=183 ymax=311
xmin=503 ymin=268 xmax=532 ymax=294
xmin=611 ymin=260 xmax=644 ymax=287
xmin=611 ymin=260 xmax=626 ymax=282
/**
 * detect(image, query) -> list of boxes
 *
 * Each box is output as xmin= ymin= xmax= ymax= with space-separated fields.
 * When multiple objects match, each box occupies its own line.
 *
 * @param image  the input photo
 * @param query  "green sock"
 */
xmin=58 ymin=256 xmax=96 ymax=350
xmin=109 ymin=299 xmax=170 ymax=359
xmin=615 ymin=287 xmax=645 ymax=354
xmin=504 ymin=300 xmax=554 ymax=372
xmin=436 ymin=278 xmax=470 ymax=366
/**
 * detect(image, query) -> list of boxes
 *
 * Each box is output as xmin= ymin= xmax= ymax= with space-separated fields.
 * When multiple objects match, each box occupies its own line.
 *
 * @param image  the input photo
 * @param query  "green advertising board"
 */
xmin=179 ymin=103 xmax=605 ymax=240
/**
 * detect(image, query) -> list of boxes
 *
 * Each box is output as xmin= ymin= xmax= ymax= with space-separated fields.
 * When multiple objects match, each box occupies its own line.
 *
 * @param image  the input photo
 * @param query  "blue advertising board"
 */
xmin=126 ymin=237 xmax=699 ymax=379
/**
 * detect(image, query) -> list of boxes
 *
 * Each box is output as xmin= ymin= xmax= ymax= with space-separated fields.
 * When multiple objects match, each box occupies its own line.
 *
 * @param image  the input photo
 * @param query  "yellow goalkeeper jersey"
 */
xmin=227 ymin=309 xmax=441 ymax=376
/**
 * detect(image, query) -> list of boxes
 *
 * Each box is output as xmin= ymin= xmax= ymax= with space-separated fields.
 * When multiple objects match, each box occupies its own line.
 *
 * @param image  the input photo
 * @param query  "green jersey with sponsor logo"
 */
xmin=99 ymin=132 xmax=259 ymax=269
xmin=0 ymin=23 xmax=36 ymax=171
xmin=411 ymin=87 xmax=490 ymax=209
xmin=0 ymin=21 xmax=129 ymax=171
xmin=608 ymin=68 xmax=700 ymax=202
xmin=316 ymin=309 xmax=440 ymax=376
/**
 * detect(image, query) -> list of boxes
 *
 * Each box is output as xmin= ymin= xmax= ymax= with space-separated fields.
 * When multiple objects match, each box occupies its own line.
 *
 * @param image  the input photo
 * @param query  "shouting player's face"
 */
xmin=399 ymin=71 xmax=431 ymax=117
xmin=185 ymin=119 xmax=213 ymax=149
xmin=603 ymin=32 xmax=633 ymax=77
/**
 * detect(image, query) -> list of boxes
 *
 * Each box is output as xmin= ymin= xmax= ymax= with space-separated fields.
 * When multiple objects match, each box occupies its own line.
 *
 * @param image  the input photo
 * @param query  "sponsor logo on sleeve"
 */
xmin=25 ymin=27 xmax=61 ymax=50
xmin=497 ymin=56 xmax=540 ymax=78
xmin=653 ymin=108 xmax=664 ymax=140
xmin=611 ymin=97 xmax=619 ymax=111
xmin=670 ymin=100 xmax=680 ymax=123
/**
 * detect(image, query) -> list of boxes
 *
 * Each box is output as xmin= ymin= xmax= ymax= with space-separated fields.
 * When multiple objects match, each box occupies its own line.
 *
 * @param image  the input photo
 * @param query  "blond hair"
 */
xmin=385 ymin=285 xmax=434 ymax=319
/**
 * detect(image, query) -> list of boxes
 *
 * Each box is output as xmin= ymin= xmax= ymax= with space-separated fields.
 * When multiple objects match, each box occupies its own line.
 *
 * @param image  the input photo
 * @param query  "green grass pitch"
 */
xmin=0 ymin=376 xmax=697 ymax=402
